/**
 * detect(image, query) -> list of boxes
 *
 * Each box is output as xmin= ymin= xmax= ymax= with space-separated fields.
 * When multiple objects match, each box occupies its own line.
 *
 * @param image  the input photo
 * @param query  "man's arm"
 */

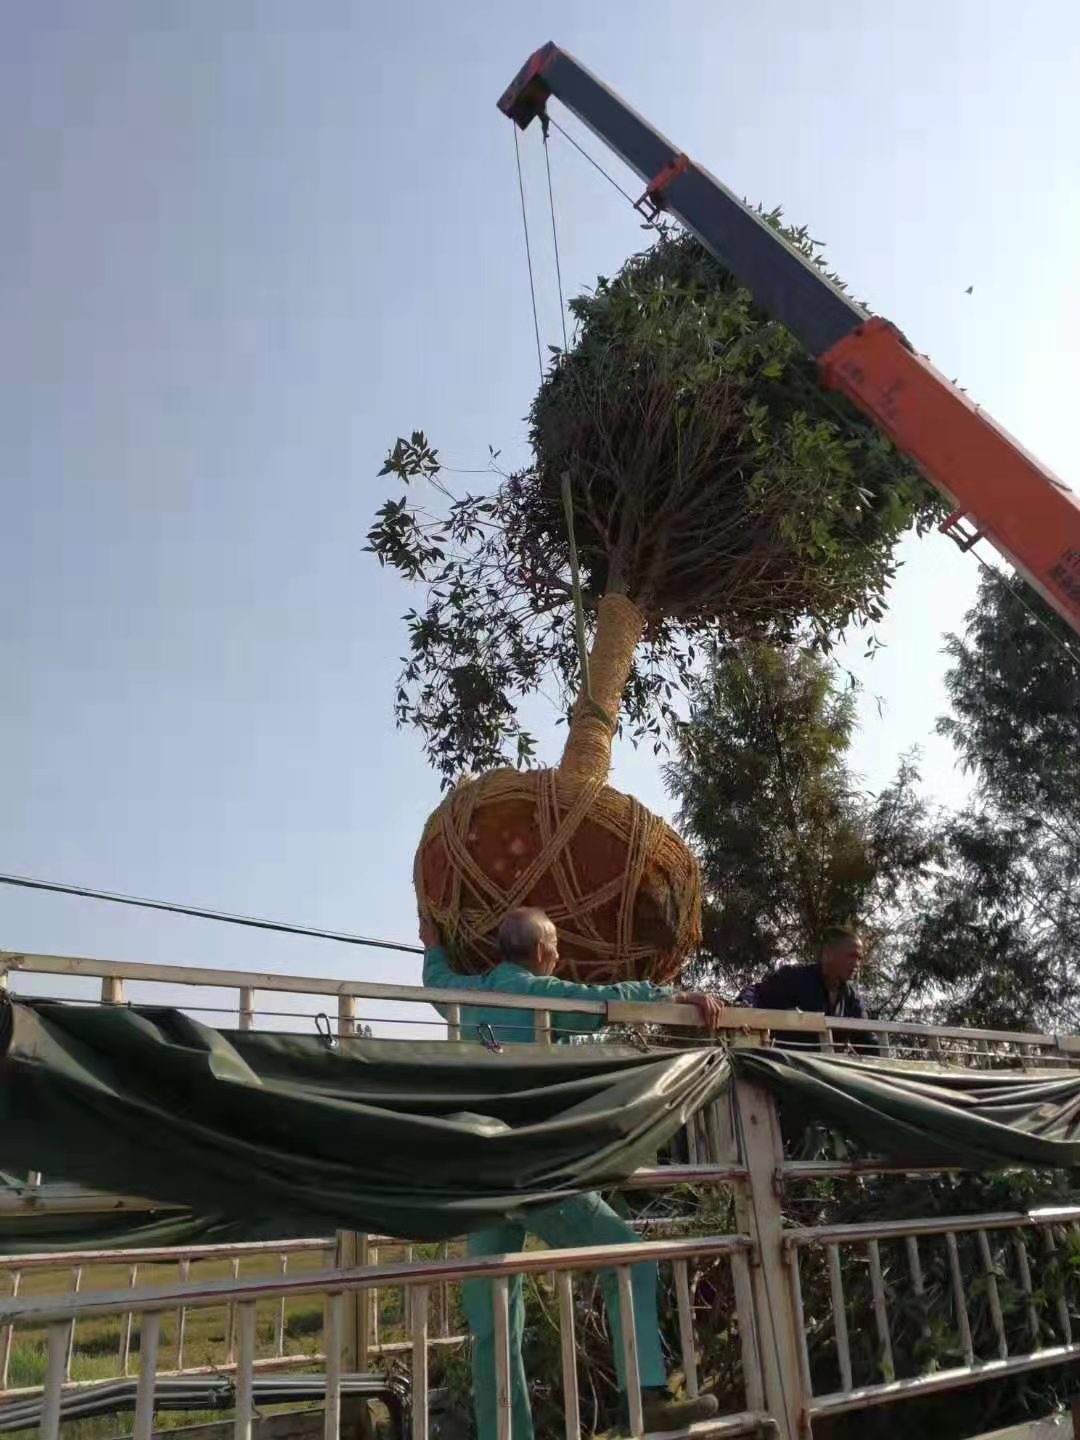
xmin=736 ymin=967 xmax=797 ymax=1011
xmin=421 ymin=943 xmax=486 ymax=993
xmin=419 ymin=918 xmax=723 ymax=1035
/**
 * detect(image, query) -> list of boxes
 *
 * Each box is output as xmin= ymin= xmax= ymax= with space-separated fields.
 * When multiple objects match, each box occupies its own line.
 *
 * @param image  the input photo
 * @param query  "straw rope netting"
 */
xmin=414 ymin=594 xmax=703 ymax=984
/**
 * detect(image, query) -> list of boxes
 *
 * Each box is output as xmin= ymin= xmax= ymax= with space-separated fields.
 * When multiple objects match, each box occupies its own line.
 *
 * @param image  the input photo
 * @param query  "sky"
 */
xmin=2 ymin=0 xmax=1078 ymax=1031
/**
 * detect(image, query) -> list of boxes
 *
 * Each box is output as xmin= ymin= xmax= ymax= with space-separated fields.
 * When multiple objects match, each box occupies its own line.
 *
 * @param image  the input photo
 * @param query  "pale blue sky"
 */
xmin=2 ymin=1 xmax=1078 ymax=1025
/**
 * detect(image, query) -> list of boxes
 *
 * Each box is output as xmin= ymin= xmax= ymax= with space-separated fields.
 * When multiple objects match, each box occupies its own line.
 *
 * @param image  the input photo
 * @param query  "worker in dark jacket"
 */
xmin=735 ymin=927 xmax=867 ymax=1042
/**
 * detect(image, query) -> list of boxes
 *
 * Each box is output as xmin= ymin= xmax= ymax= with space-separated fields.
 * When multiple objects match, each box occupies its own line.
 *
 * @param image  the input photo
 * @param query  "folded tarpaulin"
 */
xmin=7 ymin=996 xmax=1080 ymax=1255
xmin=735 ymin=1047 xmax=1080 ymax=1170
xmin=0 ymin=997 xmax=726 ymax=1243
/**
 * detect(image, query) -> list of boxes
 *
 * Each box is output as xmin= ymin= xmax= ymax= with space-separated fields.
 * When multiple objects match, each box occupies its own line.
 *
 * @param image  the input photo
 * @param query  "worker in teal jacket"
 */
xmin=421 ymin=907 xmax=724 ymax=1440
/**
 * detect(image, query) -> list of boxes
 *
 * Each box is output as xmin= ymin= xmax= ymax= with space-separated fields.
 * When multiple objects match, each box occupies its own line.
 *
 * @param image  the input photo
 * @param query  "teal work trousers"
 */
xmin=462 ymin=1191 xmax=666 ymax=1440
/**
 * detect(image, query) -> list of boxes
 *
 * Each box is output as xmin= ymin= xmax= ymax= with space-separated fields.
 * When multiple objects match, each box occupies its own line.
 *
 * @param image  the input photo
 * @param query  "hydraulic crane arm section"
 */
xmin=499 ymin=44 xmax=1080 ymax=637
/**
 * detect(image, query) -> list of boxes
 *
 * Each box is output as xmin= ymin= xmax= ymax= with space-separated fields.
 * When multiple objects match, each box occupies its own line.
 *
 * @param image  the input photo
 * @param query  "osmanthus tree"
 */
xmin=369 ymin=223 xmax=941 ymax=982
xmin=369 ymin=225 xmax=940 ymax=789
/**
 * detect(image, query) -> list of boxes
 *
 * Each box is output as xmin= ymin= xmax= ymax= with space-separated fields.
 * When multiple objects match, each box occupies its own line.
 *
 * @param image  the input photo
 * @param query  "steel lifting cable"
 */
xmin=542 ymin=119 xmax=570 ymax=356
xmin=513 ymin=126 xmax=545 ymax=384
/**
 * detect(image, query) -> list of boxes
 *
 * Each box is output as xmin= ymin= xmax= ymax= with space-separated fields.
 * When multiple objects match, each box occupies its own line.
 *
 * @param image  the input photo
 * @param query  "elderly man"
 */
xmin=421 ymin=906 xmax=723 ymax=1440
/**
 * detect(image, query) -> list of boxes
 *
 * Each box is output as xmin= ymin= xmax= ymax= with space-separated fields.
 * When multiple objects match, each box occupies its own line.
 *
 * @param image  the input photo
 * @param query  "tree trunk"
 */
xmin=558 ymin=593 xmax=646 ymax=782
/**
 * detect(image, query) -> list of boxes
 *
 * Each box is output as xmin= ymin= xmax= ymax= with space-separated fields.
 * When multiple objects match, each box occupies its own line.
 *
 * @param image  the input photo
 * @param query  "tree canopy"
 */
xmin=369 ymin=223 xmax=939 ymax=785
xmin=903 ymin=571 xmax=1080 ymax=1030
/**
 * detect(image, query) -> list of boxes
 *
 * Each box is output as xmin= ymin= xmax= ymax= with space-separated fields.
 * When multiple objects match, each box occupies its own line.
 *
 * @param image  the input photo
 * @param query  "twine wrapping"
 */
xmin=414 ymin=766 xmax=702 ymax=984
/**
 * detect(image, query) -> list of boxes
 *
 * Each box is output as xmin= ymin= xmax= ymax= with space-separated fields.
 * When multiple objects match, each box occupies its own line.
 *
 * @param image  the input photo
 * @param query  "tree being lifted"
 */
xmin=370 ymin=225 xmax=938 ymax=982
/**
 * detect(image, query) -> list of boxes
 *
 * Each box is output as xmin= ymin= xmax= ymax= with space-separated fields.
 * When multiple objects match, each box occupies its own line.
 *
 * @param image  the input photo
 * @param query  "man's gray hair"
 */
xmin=497 ymin=907 xmax=555 ymax=964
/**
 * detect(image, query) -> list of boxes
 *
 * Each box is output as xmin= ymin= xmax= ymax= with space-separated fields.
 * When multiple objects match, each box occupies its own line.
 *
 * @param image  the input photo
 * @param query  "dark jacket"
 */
xmin=735 ymin=962 xmax=865 ymax=1019
xmin=735 ymin=963 xmax=870 ymax=1051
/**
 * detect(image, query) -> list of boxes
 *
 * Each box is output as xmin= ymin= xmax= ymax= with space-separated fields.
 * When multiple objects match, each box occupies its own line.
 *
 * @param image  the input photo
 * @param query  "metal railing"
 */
xmin=5 ymin=948 xmax=1080 ymax=1438
xmin=0 ymin=1236 xmax=767 ymax=1440
xmin=4 ymin=949 xmax=1079 ymax=1066
xmin=787 ymin=1204 xmax=1080 ymax=1424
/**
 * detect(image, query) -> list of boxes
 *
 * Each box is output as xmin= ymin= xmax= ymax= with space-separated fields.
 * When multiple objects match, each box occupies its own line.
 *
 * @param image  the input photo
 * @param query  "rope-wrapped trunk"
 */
xmin=558 ymin=593 xmax=646 ymax=782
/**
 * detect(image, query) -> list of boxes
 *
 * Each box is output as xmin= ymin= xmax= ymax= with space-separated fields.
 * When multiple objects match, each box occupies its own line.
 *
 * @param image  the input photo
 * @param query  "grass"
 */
xmin=2 ymin=1242 xmax=466 ymax=1437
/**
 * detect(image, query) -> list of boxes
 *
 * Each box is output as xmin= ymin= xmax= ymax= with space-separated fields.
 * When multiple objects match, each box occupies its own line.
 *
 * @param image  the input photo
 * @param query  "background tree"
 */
xmin=904 ymin=570 xmax=1080 ymax=1029
xmin=665 ymin=641 xmax=941 ymax=1005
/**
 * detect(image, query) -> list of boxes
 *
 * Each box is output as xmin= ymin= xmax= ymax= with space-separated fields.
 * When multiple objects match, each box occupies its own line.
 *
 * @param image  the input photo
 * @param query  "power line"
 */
xmin=0 ymin=871 xmax=421 ymax=954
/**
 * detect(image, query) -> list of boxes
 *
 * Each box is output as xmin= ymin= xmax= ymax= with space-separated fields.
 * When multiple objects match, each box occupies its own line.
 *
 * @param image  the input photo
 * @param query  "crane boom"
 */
xmin=499 ymin=44 xmax=1080 ymax=637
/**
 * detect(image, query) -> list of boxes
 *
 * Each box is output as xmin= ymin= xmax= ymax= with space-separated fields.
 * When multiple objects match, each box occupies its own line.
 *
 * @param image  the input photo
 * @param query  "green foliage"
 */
xmin=904 ymin=571 xmax=1080 ymax=1030
xmin=665 ymin=641 xmax=942 ymax=1003
xmin=368 ymin=224 xmax=939 ymax=785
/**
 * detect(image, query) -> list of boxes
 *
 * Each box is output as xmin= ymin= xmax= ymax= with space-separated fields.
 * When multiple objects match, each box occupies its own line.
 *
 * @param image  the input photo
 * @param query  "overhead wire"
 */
xmin=0 ymin=871 xmax=421 ymax=954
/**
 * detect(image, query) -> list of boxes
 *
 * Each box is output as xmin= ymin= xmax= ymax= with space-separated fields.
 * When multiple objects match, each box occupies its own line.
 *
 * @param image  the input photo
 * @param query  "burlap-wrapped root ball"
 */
xmin=415 ymin=593 xmax=702 ymax=983
xmin=414 ymin=765 xmax=701 ymax=984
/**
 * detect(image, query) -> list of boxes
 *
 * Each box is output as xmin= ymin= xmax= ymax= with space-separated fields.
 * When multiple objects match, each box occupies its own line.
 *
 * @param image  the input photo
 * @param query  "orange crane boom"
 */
xmin=499 ymin=44 xmax=1080 ymax=635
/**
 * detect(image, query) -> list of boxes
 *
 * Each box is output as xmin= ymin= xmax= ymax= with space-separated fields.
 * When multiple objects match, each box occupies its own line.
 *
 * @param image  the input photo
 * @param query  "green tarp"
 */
xmin=0 ymin=998 xmax=725 ymax=1245
xmin=737 ymin=1047 xmax=1080 ymax=1170
xmin=6 ymin=996 xmax=1080 ymax=1256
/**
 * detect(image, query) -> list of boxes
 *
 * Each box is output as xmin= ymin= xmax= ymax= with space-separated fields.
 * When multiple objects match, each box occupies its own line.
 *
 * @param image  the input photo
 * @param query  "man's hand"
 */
xmin=675 ymin=990 xmax=726 ymax=1030
xmin=418 ymin=915 xmax=441 ymax=950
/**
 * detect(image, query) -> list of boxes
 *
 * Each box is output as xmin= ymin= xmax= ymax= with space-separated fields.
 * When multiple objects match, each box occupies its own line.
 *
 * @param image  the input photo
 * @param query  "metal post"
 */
xmin=40 ymin=1321 xmax=71 ymax=1440
xmin=239 ymin=987 xmax=255 ymax=1031
xmin=556 ymin=1272 xmax=580 ymax=1440
xmin=176 ymin=1258 xmax=190 ymax=1370
xmin=445 ymin=1004 xmax=462 ymax=1042
xmin=335 ymin=1231 xmax=371 ymax=1371
xmin=730 ymin=1046 xmax=810 ymax=1440
xmin=133 ymin=1311 xmax=161 ymax=1440
xmin=338 ymin=994 xmax=357 ymax=1039
xmin=325 ymin=1293 xmax=343 ymax=1440
xmin=411 ymin=1285 xmax=430 ymax=1440
xmin=0 ymin=1270 xmax=20 ymax=1389
xmin=65 ymin=1267 xmax=82 ymax=1378
xmin=534 ymin=1009 xmax=552 ymax=1045
xmin=492 ymin=1277 xmax=512 ymax=1440
xmin=673 ymin=1260 xmax=699 ymax=1399
xmin=235 ymin=1302 xmax=257 ymax=1440
xmin=101 ymin=977 xmax=124 ymax=1005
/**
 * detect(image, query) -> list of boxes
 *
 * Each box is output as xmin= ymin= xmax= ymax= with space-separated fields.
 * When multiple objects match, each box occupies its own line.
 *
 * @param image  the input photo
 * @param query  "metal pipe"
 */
xmin=786 ymin=1205 xmax=1080 ymax=1249
xmin=555 ymin=1272 xmax=580 ymax=1439
xmin=827 ymin=1244 xmax=852 ymax=1393
xmin=411 ymin=1285 xmax=429 ymax=1440
xmin=673 ymin=1260 xmax=698 ymax=1399
xmin=807 ymin=1342 xmax=1080 ymax=1419
xmin=867 ymin=1241 xmax=894 ymax=1381
xmin=492 ymin=1277 xmax=512 ymax=1440
xmin=616 ymin=1268 xmax=643 ymax=1437
xmin=234 ymin=1302 xmax=256 ymax=1440
xmin=323 ymin=1294 xmax=342 ymax=1440
xmin=239 ymin=988 xmax=255 ymax=1032
xmin=39 ymin=1322 xmax=71 ymax=1440
xmin=2 ymin=1235 xmax=751 ymax=1326
xmin=4 ymin=1235 xmax=334 ymax=1270
xmin=946 ymin=1233 xmax=974 ymax=1366
xmin=977 ymin=1231 xmax=1008 ymax=1360
xmin=133 ymin=1311 xmax=161 ymax=1440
